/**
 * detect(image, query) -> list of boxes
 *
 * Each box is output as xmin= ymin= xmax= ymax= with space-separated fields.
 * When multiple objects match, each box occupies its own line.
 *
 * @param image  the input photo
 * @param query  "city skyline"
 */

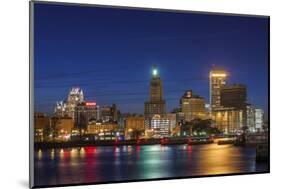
xmin=31 ymin=2 xmax=269 ymax=187
xmin=34 ymin=3 xmax=269 ymax=119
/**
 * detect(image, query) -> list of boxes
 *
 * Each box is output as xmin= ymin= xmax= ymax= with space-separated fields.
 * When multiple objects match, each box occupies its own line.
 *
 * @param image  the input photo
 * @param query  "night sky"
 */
xmin=34 ymin=3 xmax=269 ymax=118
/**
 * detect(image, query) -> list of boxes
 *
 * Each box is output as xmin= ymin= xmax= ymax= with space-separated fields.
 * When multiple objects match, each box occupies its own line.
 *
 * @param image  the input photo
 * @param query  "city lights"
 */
xmin=32 ymin=5 xmax=269 ymax=186
xmin=35 ymin=67 xmax=267 ymax=144
xmin=86 ymin=102 xmax=96 ymax=106
xmin=211 ymin=73 xmax=227 ymax=77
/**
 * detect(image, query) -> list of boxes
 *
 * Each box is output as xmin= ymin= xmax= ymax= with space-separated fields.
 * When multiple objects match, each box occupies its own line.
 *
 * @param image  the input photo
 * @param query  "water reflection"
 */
xmin=34 ymin=144 xmax=268 ymax=187
xmin=50 ymin=149 xmax=55 ymax=160
xmin=37 ymin=149 xmax=42 ymax=160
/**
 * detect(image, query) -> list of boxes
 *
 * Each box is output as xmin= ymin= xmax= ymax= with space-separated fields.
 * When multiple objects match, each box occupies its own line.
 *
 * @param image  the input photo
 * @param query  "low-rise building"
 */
xmin=51 ymin=117 xmax=74 ymax=141
xmin=180 ymin=90 xmax=206 ymax=122
xmin=87 ymin=121 xmax=119 ymax=140
xmin=148 ymin=114 xmax=170 ymax=137
xmin=246 ymin=104 xmax=256 ymax=132
xmin=124 ymin=115 xmax=145 ymax=139
xmin=212 ymin=108 xmax=244 ymax=134
xmin=167 ymin=113 xmax=177 ymax=131
xmin=34 ymin=113 xmax=50 ymax=142
xmin=100 ymin=104 xmax=119 ymax=122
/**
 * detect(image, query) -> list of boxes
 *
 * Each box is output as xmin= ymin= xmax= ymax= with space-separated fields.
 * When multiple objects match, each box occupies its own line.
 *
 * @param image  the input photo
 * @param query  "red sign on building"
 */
xmin=86 ymin=102 xmax=96 ymax=106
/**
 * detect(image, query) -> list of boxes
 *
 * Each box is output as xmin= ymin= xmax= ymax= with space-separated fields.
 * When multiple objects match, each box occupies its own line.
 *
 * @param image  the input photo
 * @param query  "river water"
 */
xmin=34 ymin=144 xmax=268 ymax=187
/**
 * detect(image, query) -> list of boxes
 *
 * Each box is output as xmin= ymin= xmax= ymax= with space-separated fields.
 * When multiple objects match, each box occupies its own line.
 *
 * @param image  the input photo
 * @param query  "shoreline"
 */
xmin=34 ymin=138 xmax=215 ymax=149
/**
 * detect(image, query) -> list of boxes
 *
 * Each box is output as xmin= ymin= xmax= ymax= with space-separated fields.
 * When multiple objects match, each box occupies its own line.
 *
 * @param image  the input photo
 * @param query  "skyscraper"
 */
xmin=75 ymin=101 xmax=99 ymax=131
xmin=144 ymin=67 xmax=166 ymax=134
xmin=213 ymin=83 xmax=248 ymax=133
xmin=221 ymin=84 xmax=247 ymax=109
xmin=209 ymin=69 xmax=228 ymax=112
xmin=149 ymin=68 xmax=163 ymax=101
xmin=65 ymin=87 xmax=84 ymax=119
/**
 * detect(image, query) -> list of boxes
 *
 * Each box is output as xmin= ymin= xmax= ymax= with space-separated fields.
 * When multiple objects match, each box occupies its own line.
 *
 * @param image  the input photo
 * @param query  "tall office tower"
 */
xmin=180 ymin=90 xmax=206 ymax=122
xmin=209 ymin=69 xmax=228 ymax=112
xmin=65 ymin=87 xmax=84 ymax=119
xmin=219 ymin=84 xmax=247 ymax=131
xmin=75 ymin=101 xmax=99 ymax=131
xmin=144 ymin=67 xmax=166 ymax=133
xmin=221 ymin=84 xmax=247 ymax=109
xmin=150 ymin=68 xmax=163 ymax=101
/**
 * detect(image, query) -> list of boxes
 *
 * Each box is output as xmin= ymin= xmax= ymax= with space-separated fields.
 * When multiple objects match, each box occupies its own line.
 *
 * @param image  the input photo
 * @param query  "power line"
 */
xmin=35 ymin=66 xmax=139 ymax=80
xmin=35 ymin=76 xmax=206 ymax=88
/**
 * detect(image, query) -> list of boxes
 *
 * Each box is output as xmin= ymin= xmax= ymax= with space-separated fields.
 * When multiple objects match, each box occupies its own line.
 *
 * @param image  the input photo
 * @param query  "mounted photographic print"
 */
xmin=29 ymin=1 xmax=270 ymax=188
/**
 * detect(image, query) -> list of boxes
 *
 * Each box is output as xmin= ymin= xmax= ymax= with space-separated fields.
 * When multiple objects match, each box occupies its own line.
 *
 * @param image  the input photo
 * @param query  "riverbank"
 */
xmin=34 ymin=138 xmax=214 ymax=149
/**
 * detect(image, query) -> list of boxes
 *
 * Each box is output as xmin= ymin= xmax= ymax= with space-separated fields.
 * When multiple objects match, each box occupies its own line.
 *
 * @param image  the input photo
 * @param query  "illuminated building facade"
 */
xmin=255 ymin=108 xmax=264 ymax=130
xmin=211 ymin=108 xmax=244 ymax=134
xmin=209 ymin=69 xmax=227 ymax=112
xmin=246 ymin=104 xmax=256 ymax=132
xmin=34 ymin=113 xmax=50 ymax=142
xmin=150 ymin=115 xmax=170 ymax=137
xmin=167 ymin=113 xmax=177 ymax=131
xmin=54 ymin=101 xmax=67 ymax=117
xmin=75 ymin=101 xmax=99 ymax=131
xmin=124 ymin=115 xmax=145 ymax=139
xmin=100 ymin=104 xmax=118 ymax=122
xmin=118 ymin=113 xmax=131 ymax=130
xmin=171 ymin=108 xmax=185 ymax=124
xmin=244 ymin=106 xmax=264 ymax=132
xmin=87 ymin=121 xmax=119 ymax=140
xmin=144 ymin=67 xmax=166 ymax=132
xmin=213 ymin=84 xmax=248 ymax=133
xmin=51 ymin=117 xmax=74 ymax=141
xmin=180 ymin=90 xmax=206 ymax=122
xmin=65 ymin=87 xmax=84 ymax=119
xmin=210 ymin=70 xmax=252 ymax=133
xmin=205 ymin=103 xmax=211 ymax=119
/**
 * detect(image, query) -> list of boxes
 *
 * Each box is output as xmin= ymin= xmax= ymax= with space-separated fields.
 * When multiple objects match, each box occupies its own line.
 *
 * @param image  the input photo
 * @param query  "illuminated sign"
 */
xmin=211 ymin=73 xmax=227 ymax=77
xmin=153 ymin=114 xmax=161 ymax=119
xmin=86 ymin=102 xmax=96 ymax=106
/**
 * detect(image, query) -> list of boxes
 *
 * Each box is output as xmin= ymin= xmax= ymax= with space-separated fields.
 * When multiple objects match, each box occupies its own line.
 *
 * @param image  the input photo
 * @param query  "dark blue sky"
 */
xmin=34 ymin=3 xmax=269 ymax=118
